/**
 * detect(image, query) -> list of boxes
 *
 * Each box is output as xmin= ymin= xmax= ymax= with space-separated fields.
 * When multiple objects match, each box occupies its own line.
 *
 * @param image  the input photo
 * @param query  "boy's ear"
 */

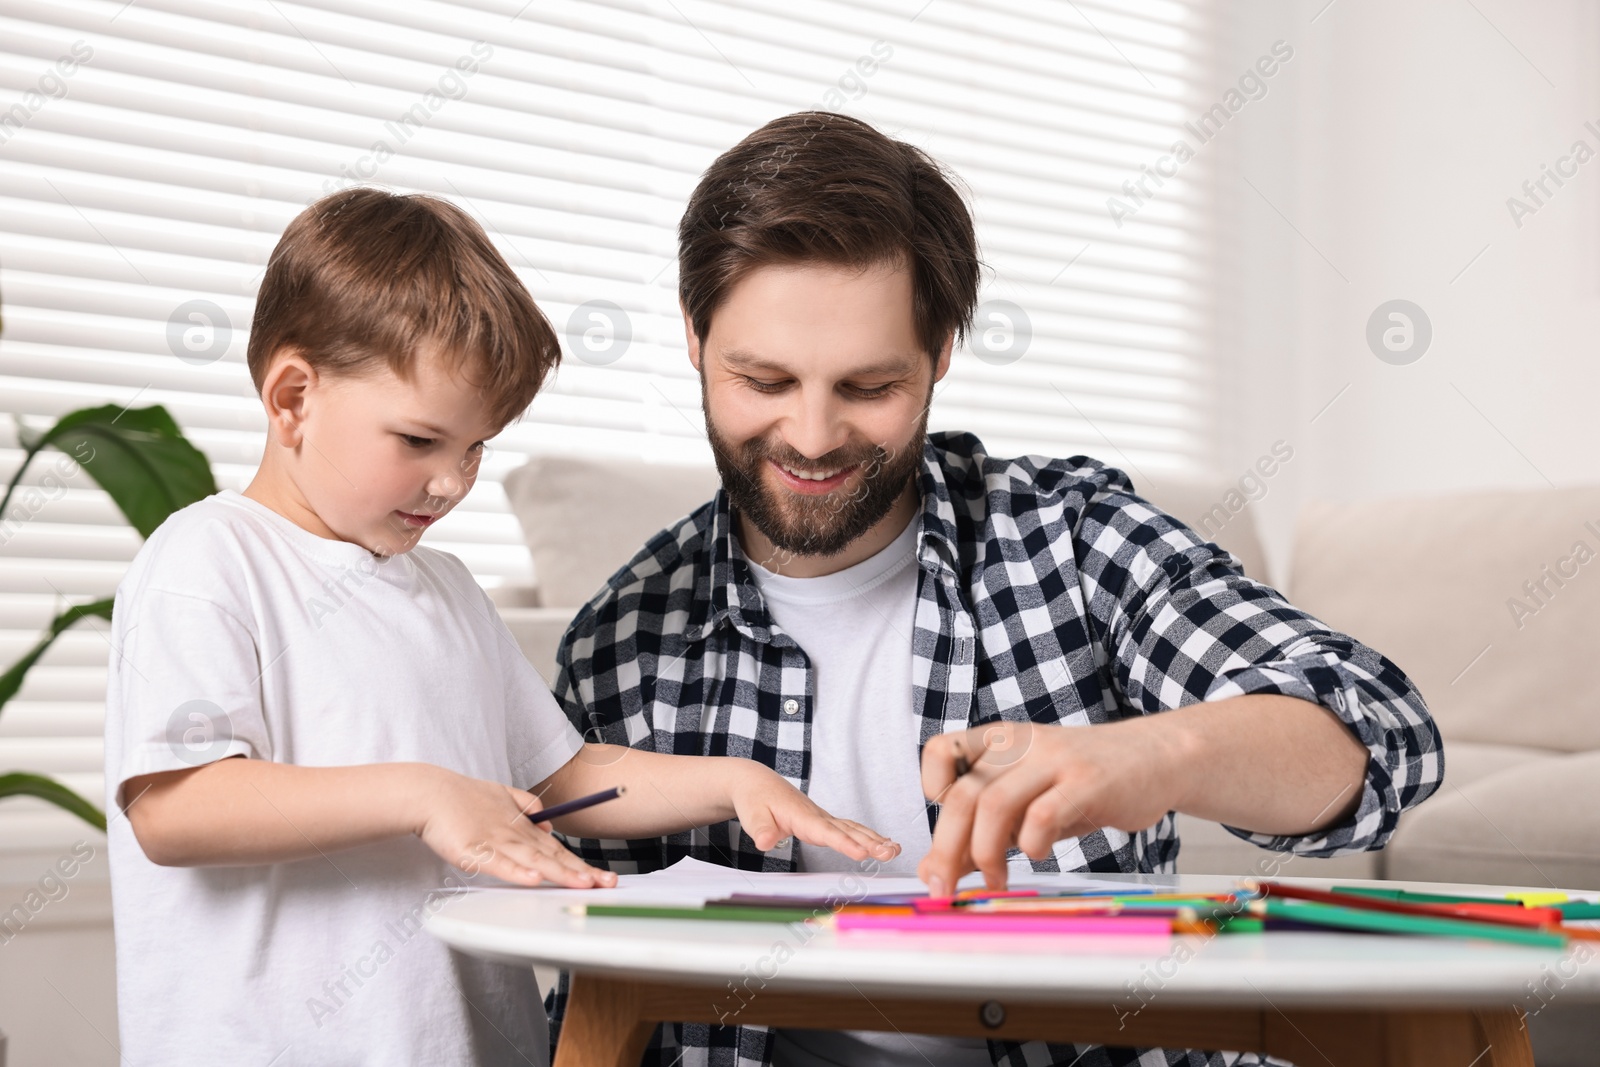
xmin=680 ymin=303 xmax=702 ymax=373
xmin=258 ymin=349 xmax=318 ymax=448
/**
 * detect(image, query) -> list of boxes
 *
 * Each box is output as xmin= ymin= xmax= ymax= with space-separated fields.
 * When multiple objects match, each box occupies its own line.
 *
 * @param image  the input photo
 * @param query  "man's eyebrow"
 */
xmin=718 ymin=348 xmax=922 ymax=377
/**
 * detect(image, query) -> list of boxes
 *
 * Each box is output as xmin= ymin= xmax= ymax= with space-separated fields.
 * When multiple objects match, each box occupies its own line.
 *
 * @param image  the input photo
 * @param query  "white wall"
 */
xmin=0 ymin=841 xmax=115 ymax=1067
xmin=1218 ymin=0 xmax=1600 ymax=585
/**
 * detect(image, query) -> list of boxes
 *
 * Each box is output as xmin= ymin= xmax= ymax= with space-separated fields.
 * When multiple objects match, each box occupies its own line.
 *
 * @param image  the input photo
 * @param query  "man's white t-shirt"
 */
xmin=104 ymin=490 xmax=584 ymax=1066
xmin=745 ymin=515 xmax=993 ymax=1067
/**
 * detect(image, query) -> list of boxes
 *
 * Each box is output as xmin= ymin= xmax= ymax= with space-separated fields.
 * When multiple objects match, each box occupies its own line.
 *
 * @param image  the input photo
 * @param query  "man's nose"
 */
xmin=781 ymin=389 xmax=849 ymax=460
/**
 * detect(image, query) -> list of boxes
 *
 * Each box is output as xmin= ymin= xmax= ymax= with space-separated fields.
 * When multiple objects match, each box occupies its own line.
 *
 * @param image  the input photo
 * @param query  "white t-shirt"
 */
xmin=746 ymin=516 xmax=992 ymax=1067
xmin=104 ymin=489 xmax=584 ymax=1067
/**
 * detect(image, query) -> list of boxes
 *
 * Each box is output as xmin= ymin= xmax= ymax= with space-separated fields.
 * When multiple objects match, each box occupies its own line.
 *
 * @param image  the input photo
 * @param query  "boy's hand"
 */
xmin=415 ymin=768 xmax=618 ymax=889
xmin=729 ymin=763 xmax=900 ymax=862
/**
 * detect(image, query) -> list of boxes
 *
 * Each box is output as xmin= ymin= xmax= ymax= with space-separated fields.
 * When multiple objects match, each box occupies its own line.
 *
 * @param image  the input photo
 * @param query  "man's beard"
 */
xmin=705 ymin=401 xmax=928 ymax=561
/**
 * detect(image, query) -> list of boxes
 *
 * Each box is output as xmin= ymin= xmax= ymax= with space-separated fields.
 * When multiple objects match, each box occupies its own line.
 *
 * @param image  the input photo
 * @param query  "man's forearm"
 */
xmin=1159 ymin=693 xmax=1369 ymax=836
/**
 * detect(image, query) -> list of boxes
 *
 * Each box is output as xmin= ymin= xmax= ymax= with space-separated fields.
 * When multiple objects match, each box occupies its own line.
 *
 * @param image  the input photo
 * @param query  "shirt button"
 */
xmin=783 ymin=698 xmax=800 ymax=715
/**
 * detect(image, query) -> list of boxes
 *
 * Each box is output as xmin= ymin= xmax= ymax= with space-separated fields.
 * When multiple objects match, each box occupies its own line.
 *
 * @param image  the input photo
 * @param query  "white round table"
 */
xmin=428 ymin=871 xmax=1598 ymax=1067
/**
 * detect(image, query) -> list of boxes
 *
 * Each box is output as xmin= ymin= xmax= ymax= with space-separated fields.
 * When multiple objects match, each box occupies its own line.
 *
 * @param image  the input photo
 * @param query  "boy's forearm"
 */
xmin=124 ymin=757 xmax=440 ymax=867
xmin=540 ymin=745 xmax=750 ymax=838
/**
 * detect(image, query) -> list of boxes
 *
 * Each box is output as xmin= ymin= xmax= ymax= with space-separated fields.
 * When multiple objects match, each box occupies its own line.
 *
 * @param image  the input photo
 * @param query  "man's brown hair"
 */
xmin=247 ymin=188 xmax=558 ymax=427
xmin=677 ymin=111 xmax=981 ymax=360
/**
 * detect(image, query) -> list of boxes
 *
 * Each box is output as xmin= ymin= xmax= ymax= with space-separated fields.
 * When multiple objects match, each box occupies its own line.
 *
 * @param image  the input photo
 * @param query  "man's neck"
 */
xmin=737 ymin=481 xmax=921 ymax=579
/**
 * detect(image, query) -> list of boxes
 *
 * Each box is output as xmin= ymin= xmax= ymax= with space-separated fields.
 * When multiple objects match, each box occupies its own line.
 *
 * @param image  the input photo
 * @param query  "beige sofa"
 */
xmin=494 ymin=456 xmax=1600 ymax=891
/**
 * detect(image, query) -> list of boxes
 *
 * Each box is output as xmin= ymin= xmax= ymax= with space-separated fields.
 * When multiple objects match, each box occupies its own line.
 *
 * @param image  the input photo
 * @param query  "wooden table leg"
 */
xmin=552 ymin=974 xmax=656 ymax=1067
xmin=553 ymin=973 xmax=1537 ymax=1067
xmin=1472 ymin=1009 xmax=1537 ymax=1067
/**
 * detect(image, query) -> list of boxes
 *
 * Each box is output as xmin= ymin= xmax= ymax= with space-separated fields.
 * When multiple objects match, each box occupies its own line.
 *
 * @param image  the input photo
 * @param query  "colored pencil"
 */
xmin=1247 ymin=899 xmax=1568 ymax=948
xmin=527 ymin=785 xmax=626 ymax=823
xmin=1331 ymin=888 xmax=1600 ymax=922
xmin=1251 ymin=881 xmax=1561 ymax=928
xmin=1331 ymin=885 xmax=1496 ymax=904
xmin=576 ymin=903 xmax=820 ymax=923
xmin=836 ymin=912 xmax=1173 ymax=935
xmin=716 ymin=893 xmax=925 ymax=908
xmin=937 ymin=898 xmax=1246 ymax=920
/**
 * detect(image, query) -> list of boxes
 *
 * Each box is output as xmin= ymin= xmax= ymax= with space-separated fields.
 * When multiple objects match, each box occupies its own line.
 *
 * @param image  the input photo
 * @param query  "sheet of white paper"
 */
xmin=499 ymin=856 xmax=1144 ymax=905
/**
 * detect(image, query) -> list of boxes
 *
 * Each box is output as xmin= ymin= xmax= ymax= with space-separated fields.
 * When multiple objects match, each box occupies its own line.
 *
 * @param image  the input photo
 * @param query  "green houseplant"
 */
xmin=0 ymin=405 xmax=216 ymax=830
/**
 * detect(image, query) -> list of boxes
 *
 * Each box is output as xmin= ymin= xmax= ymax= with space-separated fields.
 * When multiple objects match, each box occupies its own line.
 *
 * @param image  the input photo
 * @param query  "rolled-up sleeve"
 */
xmin=1077 ymin=481 xmax=1445 ymax=857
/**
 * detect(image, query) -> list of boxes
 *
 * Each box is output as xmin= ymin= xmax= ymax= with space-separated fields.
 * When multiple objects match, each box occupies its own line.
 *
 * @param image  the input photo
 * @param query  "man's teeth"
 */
xmin=780 ymin=463 xmax=844 ymax=482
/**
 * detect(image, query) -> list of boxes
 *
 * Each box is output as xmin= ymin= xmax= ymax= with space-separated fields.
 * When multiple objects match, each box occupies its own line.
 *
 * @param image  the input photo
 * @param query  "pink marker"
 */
xmin=836 ymin=913 xmax=1172 ymax=936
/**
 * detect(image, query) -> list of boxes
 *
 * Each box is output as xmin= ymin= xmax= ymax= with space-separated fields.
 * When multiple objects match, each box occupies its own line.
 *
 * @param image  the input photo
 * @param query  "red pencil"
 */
xmin=1249 ymin=881 xmax=1561 ymax=929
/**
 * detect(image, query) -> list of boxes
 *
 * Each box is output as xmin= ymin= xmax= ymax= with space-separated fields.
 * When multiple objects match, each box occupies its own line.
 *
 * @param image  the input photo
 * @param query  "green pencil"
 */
xmin=573 ymin=904 xmax=821 ymax=923
xmin=1249 ymin=899 xmax=1567 ymax=948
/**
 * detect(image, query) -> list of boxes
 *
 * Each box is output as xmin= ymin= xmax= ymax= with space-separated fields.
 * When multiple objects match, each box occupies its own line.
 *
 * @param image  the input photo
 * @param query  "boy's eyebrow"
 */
xmin=718 ymin=347 xmax=921 ymax=378
xmin=396 ymin=418 xmax=452 ymax=437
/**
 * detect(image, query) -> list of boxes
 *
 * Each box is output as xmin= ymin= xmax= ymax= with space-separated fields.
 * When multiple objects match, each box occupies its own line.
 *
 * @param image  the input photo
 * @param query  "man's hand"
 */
xmin=415 ymin=767 xmax=618 ymax=889
xmin=917 ymin=719 xmax=1179 ymax=896
xmin=917 ymin=696 xmax=1370 ymax=896
xmin=729 ymin=762 xmax=902 ymax=862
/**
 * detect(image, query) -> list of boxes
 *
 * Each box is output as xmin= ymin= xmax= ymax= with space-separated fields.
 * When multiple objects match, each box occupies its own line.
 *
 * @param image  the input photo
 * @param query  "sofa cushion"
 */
xmin=1175 ymin=742 xmax=1553 ymax=880
xmin=1172 ymin=812 xmax=1379 ymax=879
xmin=503 ymin=455 xmax=1274 ymax=608
xmin=1289 ymin=486 xmax=1600 ymax=752
xmin=502 ymin=456 xmax=721 ymax=609
xmin=1384 ymin=750 xmax=1600 ymax=890
xmin=1435 ymin=739 xmax=1552 ymax=789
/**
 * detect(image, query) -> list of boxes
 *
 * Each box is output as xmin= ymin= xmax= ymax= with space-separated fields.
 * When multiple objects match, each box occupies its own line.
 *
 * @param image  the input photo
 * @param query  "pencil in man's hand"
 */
xmin=953 ymin=735 xmax=989 ymax=778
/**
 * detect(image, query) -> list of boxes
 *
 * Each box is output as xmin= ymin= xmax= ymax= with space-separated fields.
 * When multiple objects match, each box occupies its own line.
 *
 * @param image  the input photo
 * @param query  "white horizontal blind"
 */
xmin=0 ymin=0 xmax=1217 ymax=849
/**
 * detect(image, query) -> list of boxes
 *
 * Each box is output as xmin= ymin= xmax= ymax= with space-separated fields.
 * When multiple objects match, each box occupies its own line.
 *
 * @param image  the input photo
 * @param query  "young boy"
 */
xmin=104 ymin=188 xmax=898 ymax=1066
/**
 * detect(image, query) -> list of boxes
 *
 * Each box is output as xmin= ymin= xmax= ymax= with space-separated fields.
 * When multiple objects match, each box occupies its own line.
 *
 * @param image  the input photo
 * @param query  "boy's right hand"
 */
xmin=415 ymin=768 xmax=618 ymax=889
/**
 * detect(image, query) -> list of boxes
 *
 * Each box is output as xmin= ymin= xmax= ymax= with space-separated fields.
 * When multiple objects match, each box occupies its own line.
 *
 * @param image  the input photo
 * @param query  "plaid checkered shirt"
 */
xmin=544 ymin=431 xmax=1443 ymax=1067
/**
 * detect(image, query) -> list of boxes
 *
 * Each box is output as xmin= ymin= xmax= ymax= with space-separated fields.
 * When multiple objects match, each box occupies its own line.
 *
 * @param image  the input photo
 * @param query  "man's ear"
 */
xmin=932 ymin=333 xmax=954 ymax=384
xmin=681 ymin=303 xmax=702 ymax=373
xmin=258 ymin=350 xmax=318 ymax=448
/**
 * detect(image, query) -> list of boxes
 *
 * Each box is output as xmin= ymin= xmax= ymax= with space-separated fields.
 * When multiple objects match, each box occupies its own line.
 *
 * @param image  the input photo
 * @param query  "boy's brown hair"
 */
xmin=248 ymin=188 xmax=558 ymax=427
xmin=677 ymin=111 xmax=980 ymax=361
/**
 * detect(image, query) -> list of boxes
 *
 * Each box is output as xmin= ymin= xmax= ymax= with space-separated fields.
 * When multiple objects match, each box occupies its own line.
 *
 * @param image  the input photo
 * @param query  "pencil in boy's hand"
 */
xmin=526 ymin=785 xmax=626 ymax=824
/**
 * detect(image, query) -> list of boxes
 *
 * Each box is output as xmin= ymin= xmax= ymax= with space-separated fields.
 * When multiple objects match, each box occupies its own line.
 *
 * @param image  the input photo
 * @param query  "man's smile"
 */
xmin=768 ymin=458 xmax=858 ymax=495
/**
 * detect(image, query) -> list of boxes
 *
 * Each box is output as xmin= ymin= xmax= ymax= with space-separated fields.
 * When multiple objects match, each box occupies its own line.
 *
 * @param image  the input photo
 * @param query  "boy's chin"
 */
xmin=340 ymin=518 xmax=425 ymax=557
xmin=366 ymin=532 xmax=423 ymax=557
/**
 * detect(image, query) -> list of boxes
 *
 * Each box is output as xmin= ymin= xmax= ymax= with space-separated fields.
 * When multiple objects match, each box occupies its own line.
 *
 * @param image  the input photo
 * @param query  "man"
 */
xmin=547 ymin=112 xmax=1442 ymax=1067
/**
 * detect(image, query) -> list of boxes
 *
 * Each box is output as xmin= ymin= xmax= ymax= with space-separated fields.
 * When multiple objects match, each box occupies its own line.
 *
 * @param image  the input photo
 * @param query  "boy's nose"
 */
xmin=427 ymin=470 xmax=464 ymax=501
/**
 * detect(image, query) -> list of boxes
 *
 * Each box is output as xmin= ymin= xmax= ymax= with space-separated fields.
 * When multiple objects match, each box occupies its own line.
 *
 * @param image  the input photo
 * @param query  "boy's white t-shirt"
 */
xmin=104 ymin=489 xmax=583 ymax=1067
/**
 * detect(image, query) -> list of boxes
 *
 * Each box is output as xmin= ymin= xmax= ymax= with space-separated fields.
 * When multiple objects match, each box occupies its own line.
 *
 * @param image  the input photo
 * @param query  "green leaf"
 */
xmin=16 ymin=405 xmax=216 ymax=539
xmin=0 ymin=598 xmax=114 ymax=714
xmin=0 ymin=772 xmax=107 ymax=831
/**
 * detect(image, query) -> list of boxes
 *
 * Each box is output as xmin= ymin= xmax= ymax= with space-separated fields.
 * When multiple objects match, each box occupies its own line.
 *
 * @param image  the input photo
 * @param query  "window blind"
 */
xmin=0 ymin=0 xmax=1217 ymax=850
